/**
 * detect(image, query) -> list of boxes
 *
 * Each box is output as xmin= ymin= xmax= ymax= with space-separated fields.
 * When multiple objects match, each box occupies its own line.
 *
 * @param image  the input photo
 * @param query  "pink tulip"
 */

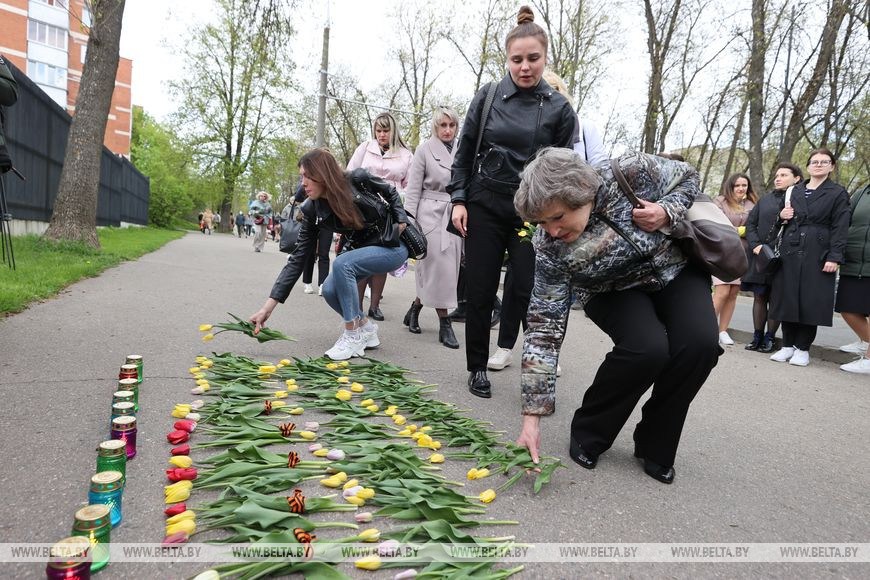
xmin=174 ymin=420 xmax=197 ymax=433
xmin=161 ymin=531 xmax=189 ymax=544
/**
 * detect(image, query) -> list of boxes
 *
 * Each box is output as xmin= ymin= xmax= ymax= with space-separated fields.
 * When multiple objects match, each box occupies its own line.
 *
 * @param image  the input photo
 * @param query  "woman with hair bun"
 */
xmin=448 ymin=5 xmax=577 ymax=398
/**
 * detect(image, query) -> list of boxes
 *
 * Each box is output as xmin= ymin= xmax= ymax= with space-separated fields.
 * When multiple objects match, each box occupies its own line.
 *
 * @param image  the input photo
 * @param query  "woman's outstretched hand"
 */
xmin=516 ymin=414 xmax=542 ymax=471
xmin=249 ymin=298 xmax=278 ymax=334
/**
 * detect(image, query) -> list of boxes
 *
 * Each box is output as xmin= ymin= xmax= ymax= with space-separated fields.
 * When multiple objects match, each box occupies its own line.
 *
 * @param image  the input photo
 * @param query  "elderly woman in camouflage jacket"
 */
xmin=513 ymin=148 xmax=720 ymax=484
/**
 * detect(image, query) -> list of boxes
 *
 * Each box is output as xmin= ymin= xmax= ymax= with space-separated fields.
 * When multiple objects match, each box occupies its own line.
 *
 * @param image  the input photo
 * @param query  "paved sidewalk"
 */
xmin=0 ymin=232 xmax=867 ymax=579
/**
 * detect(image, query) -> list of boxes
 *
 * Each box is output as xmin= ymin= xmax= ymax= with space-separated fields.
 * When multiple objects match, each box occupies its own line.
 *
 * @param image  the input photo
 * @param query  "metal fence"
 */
xmin=2 ymin=59 xmax=149 ymax=226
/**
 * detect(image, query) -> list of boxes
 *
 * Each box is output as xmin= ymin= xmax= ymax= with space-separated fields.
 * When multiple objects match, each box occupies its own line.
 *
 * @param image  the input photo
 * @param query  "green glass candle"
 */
xmin=71 ymin=505 xmax=111 ymax=572
xmin=96 ymin=439 xmax=126 ymax=480
xmin=125 ymin=355 xmax=143 ymax=384
xmin=117 ymin=379 xmax=139 ymax=411
xmin=112 ymin=390 xmax=135 ymax=406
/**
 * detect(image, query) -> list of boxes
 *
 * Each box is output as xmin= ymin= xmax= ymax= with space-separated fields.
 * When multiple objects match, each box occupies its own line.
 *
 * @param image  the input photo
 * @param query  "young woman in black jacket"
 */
xmin=249 ymin=148 xmax=408 ymax=360
xmin=448 ymin=6 xmax=577 ymax=398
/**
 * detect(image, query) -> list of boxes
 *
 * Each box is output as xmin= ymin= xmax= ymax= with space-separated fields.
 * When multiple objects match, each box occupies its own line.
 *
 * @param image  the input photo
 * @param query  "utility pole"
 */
xmin=315 ymin=25 xmax=330 ymax=147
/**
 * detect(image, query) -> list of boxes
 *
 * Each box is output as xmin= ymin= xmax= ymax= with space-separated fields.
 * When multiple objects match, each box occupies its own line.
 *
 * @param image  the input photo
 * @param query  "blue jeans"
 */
xmin=322 ymin=242 xmax=408 ymax=323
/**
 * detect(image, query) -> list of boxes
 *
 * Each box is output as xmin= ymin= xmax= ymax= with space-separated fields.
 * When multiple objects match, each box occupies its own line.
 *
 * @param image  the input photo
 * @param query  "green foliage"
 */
xmin=0 ymin=227 xmax=184 ymax=315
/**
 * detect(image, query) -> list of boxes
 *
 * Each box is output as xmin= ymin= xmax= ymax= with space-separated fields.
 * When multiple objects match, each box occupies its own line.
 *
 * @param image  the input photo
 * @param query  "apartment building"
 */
xmin=0 ymin=0 xmax=133 ymax=156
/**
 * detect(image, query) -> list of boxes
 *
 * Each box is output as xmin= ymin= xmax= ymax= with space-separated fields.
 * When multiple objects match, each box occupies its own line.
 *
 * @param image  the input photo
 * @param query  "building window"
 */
xmin=27 ymin=59 xmax=68 ymax=89
xmin=80 ymin=44 xmax=87 ymax=64
xmin=81 ymin=4 xmax=92 ymax=27
xmin=32 ymin=0 xmax=68 ymax=7
xmin=27 ymin=19 xmax=69 ymax=50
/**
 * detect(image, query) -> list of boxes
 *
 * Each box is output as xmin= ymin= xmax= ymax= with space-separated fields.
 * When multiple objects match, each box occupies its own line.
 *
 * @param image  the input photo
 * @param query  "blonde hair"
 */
xmin=542 ymin=70 xmax=573 ymax=107
xmin=372 ymin=112 xmax=409 ymax=152
xmin=430 ymin=106 xmax=460 ymax=139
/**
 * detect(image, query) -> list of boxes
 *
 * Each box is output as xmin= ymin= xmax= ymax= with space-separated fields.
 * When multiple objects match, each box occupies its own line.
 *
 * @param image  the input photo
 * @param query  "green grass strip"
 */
xmin=0 ymin=227 xmax=185 ymax=315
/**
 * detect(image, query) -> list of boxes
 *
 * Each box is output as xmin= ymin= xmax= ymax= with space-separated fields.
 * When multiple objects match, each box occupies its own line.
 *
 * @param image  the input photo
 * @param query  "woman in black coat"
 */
xmin=743 ymin=163 xmax=802 ymax=352
xmin=768 ymin=149 xmax=851 ymax=366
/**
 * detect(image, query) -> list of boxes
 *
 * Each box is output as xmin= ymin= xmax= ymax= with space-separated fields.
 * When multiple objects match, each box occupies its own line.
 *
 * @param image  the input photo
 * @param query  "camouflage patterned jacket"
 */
xmin=520 ymin=152 xmax=700 ymax=415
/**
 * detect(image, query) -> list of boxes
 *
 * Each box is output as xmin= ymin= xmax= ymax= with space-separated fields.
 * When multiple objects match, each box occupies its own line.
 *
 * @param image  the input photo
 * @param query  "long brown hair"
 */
xmin=505 ymin=6 xmax=548 ymax=52
xmin=298 ymin=149 xmax=364 ymax=230
xmin=722 ymin=172 xmax=758 ymax=209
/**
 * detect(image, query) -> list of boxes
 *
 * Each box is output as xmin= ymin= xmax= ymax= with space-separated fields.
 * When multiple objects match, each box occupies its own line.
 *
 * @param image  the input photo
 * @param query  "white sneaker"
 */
xmin=303 ymin=283 xmax=315 ymax=294
xmin=325 ymin=331 xmax=366 ymax=360
xmin=360 ymin=322 xmax=380 ymax=349
xmin=840 ymin=357 xmax=870 ymax=374
xmin=839 ymin=340 xmax=869 ymax=354
xmin=788 ymin=349 xmax=810 ymax=366
xmin=718 ymin=331 xmax=734 ymax=346
xmin=487 ymin=347 xmax=513 ymax=370
xmin=318 ymin=285 xmax=323 ymax=296
xmin=770 ymin=347 xmax=795 ymax=362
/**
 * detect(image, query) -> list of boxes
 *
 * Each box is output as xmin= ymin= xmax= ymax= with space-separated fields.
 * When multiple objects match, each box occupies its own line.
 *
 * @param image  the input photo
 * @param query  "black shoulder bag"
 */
xmin=278 ymin=201 xmax=301 ymax=254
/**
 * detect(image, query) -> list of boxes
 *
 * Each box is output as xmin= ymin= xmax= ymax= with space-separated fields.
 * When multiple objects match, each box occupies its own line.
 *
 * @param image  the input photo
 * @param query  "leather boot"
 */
xmin=759 ymin=331 xmax=776 ymax=353
xmin=745 ymin=330 xmax=763 ymax=351
xmin=448 ymin=302 xmax=466 ymax=322
xmin=403 ymin=302 xmax=422 ymax=334
xmin=438 ymin=317 xmax=459 ymax=349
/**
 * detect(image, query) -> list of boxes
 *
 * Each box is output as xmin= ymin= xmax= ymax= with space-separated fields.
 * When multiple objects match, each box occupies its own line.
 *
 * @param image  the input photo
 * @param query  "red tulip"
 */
xmin=166 ymin=468 xmax=198 ymax=482
xmin=174 ymin=420 xmax=197 ymax=433
xmin=164 ymin=503 xmax=187 ymax=516
xmin=161 ymin=531 xmax=189 ymax=545
xmin=171 ymin=444 xmax=190 ymax=456
xmin=167 ymin=430 xmax=189 ymax=444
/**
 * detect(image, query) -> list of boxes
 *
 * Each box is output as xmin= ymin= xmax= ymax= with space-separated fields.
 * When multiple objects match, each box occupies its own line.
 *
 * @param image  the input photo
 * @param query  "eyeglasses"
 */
xmin=808 ymin=160 xmax=831 ymax=166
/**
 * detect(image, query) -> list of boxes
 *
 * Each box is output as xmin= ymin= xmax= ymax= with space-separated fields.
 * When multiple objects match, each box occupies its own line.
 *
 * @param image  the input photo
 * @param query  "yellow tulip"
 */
xmin=417 ymin=435 xmax=433 ymax=447
xmin=200 ymin=360 xmax=213 ymax=369
xmin=475 ymin=468 xmax=490 ymax=479
xmin=524 ymin=221 xmax=531 ymax=227
xmin=384 ymin=407 xmax=398 ymax=416
xmin=169 ymin=456 xmax=193 ymax=468
xmin=518 ymin=230 xmax=528 ymax=237
xmin=479 ymin=489 xmax=496 ymax=503
xmin=333 ymin=471 xmax=348 ymax=482
xmin=194 ymin=372 xmax=206 ymax=379
xmin=271 ymin=400 xmax=286 ymax=408
xmin=165 ymin=480 xmax=193 ymax=493
xmin=171 ymin=408 xmax=189 ymax=419
xmin=201 ymin=334 xmax=215 ymax=342
xmin=285 ymin=378 xmax=296 ymax=386
xmin=393 ymin=415 xmax=406 ymax=425
xmin=165 ymin=510 xmax=196 ymax=525
xmin=195 ymin=356 xmax=208 ymax=363
xmin=429 ymin=440 xmax=442 ymax=450
xmin=313 ymin=448 xmax=330 ymax=457
xmin=345 ymin=495 xmax=366 ymax=506
xmin=325 ymin=363 xmax=338 ymax=370
xmin=429 ymin=453 xmax=445 ymax=463
xmin=338 ymin=361 xmax=349 ymax=367
xmin=360 ymin=398 xmax=374 ymax=407
xmin=200 ymin=384 xmax=211 ymax=392
xmin=286 ymin=384 xmax=299 ymax=392
xmin=341 ymin=369 xmax=351 ymax=375
xmin=198 ymin=324 xmax=213 ymax=332
xmin=276 ymin=363 xmax=284 ymax=368
xmin=335 ymin=389 xmax=352 ymax=401
xmin=419 ymin=426 xmax=432 ymax=432
xmin=299 ymin=431 xmax=316 ymax=440
xmin=358 ymin=528 xmax=380 ymax=542
xmin=397 ymin=429 xmax=412 ymax=437
xmin=336 ymin=376 xmax=350 ymax=383
xmin=350 ymin=383 xmax=365 ymax=393
xmin=467 ymin=468 xmax=479 ymax=480
xmin=366 ymin=405 xmax=380 ymax=412
xmin=288 ymin=407 xmax=304 ymax=415
xmin=342 ymin=479 xmax=359 ymax=489
xmin=354 ymin=555 xmax=381 ymax=570
xmin=356 ymin=488 xmax=375 ymax=500
xmin=188 ymin=367 xmax=201 ymax=374
xmin=174 ymin=404 xmax=191 ymax=411
xmin=258 ymin=365 xmax=277 ymax=374
xmin=165 ymin=519 xmax=196 ymax=536
xmin=280 ymin=359 xmax=291 ymax=366
xmin=320 ymin=477 xmax=341 ymax=488
xmin=195 ymin=379 xmax=209 ymax=386
xmin=410 ymin=432 xmax=422 ymax=440
xmin=274 ymin=391 xmax=287 ymax=398
xmin=164 ymin=483 xmax=191 ymax=504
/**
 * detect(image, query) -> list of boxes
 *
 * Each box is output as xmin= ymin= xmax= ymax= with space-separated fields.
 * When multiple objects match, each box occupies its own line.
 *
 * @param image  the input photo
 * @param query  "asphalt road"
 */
xmin=0 ymin=231 xmax=867 ymax=579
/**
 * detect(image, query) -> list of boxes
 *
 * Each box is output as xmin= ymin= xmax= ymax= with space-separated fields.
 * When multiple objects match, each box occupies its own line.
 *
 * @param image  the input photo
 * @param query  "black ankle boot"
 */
xmin=468 ymin=371 xmax=491 ymax=398
xmin=438 ymin=317 xmax=459 ymax=349
xmin=403 ymin=302 xmax=422 ymax=334
xmin=448 ymin=303 xmax=466 ymax=322
xmin=634 ymin=444 xmax=675 ymax=484
xmin=745 ymin=330 xmax=763 ymax=351
xmin=759 ymin=332 xmax=775 ymax=353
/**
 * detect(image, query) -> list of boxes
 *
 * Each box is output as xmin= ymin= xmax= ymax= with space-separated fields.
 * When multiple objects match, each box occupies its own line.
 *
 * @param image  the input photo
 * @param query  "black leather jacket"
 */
xmin=447 ymin=75 xmax=577 ymax=204
xmin=269 ymin=169 xmax=407 ymax=303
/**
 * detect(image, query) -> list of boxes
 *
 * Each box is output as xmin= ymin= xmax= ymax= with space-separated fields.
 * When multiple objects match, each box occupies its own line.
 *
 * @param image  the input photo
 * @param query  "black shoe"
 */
xmin=467 ymin=371 xmax=491 ymax=398
xmin=634 ymin=444 xmax=675 ymax=484
xmin=368 ymin=307 xmax=384 ymax=321
xmin=745 ymin=331 xmax=762 ymax=351
xmin=448 ymin=303 xmax=466 ymax=323
xmin=759 ymin=333 xmax=775 ymax=353
xmin=403 ymin=302 xmax=422 ymax=334
xmin=439 ymin=317 xmax=459 ymax=349
xmin=568 ymin=437 xmax=598 ymax=469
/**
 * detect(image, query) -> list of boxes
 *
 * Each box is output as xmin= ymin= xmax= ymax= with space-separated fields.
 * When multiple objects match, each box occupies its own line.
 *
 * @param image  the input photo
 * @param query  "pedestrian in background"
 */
xmin=235 ymin=211 xmax=246 ymax=237
xmin=402 ymin=106 xmax=462 ymax=349
xmin=712 ymin=173 xmax=757 ymax=346
xmin=346 ymin=112 xmax=413 ymax=321
xmin=249 ymin=191 xmax=273 ymax=253
xmin=202 ymin=209 xmax=214 ymax=235
xmin=836 ymin=183 xmax=870 ymax=374
xmin=768 ymin=148 xmax=851 ymax=367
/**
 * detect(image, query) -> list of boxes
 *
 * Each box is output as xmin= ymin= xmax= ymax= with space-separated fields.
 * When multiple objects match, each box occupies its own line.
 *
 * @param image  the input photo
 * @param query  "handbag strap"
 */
xmin=595 ymin=212 xmax=665 ymax=289
xmin=473 ymin=82 xmax=498 ymax=164
xmin=610 ymin=158 xmax=634 ymax=197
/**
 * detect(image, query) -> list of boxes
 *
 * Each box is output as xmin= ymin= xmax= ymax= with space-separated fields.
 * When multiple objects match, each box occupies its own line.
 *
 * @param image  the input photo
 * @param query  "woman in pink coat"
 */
xmin=402 ymin=107 xmax=462 ymax=348
xmin=346 ymin=112 xmax=413 ymax=321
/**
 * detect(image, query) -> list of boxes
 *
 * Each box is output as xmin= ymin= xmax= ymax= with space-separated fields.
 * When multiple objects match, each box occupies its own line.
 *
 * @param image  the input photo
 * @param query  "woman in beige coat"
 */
xmin=402 ymin=107 xmax=462 ymax=348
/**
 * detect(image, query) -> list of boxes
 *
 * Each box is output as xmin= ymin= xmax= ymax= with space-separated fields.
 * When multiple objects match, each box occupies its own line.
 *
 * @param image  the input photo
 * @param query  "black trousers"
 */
xmin=781 ymin=321 xmax=817 ymax=350
xmin=498 ymin=264 xmax=529 ymax=349
xmin=302 ymin=227 xmax=332 ymax=286
xmin=574 ymin=265 xmax=720 ymax=467
xmin=464 ymin=190 xmax=534 ymax=371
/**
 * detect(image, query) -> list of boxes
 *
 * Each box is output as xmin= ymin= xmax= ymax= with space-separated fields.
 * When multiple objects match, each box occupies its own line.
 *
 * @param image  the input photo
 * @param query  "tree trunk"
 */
xmin=747 ymin=0 xmax=765 ymax=190
xmin=776 ymin=0 xmax=848 ymax=164
xmin=44 ymin=0 xmax=126 ymax=248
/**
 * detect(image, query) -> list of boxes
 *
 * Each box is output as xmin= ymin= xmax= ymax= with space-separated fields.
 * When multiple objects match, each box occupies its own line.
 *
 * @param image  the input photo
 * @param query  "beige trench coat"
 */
xmin=404 ymin=137 xmax=462 ymax=308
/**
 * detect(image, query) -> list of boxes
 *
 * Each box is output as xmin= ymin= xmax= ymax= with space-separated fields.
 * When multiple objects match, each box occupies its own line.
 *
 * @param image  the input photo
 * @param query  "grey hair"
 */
xmin=515 ymin=147 xmax=600 ymax=219
xmin=430 ymin=106 xmax=460 ymax=139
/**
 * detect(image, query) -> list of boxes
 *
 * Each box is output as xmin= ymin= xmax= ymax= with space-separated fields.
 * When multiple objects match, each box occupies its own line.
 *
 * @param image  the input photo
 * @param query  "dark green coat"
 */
xmin=841 ymin=185 xmax=870 ymax=278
